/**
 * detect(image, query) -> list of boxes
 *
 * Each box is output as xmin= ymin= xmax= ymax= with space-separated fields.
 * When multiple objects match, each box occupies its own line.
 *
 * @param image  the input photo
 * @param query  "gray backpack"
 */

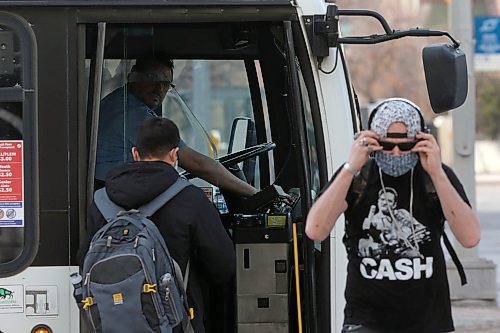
xmin=82 ymin=178 xmax=194 ymax=333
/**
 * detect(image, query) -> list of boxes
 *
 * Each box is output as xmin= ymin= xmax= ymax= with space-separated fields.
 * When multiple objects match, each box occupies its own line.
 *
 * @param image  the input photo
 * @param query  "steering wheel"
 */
xmin=217 ymin=142 xmax=276 ymax=167
xmin=179 ymin=142 xmax=275 ymax=179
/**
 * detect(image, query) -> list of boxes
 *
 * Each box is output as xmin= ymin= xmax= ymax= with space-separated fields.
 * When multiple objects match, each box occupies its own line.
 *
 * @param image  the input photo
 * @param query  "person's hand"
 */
xmin=280 ymin=193 xmax=294 ymax=207
xmin=348 ymin=130 xmax=383 ymax=171
xmin=412 ymin=131 xmax=443 ymax=177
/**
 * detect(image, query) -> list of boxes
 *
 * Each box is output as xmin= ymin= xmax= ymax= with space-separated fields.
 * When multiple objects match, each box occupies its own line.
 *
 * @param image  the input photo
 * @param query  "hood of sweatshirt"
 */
xmin=104 ymin=161 xmax=179 ymax=209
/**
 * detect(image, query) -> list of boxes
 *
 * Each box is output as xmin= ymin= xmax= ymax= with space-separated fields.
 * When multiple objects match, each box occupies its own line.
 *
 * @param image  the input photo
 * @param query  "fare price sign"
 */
xmin=0 ymin=141 xmax=24 ymax=227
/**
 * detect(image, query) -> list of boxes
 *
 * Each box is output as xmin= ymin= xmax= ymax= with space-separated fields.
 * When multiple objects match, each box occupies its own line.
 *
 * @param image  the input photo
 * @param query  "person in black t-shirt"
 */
xmin=305 ymin=98 xmax=480 ymax=333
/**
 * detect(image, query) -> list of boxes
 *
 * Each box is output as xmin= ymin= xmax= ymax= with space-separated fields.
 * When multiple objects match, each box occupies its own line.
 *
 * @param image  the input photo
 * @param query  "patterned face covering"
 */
xmin=374 ymin=151 xmax=419 ymax=177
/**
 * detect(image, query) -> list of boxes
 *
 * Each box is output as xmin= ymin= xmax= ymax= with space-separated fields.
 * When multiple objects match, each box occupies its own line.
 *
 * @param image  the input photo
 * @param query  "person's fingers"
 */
xmin=366 ymin=145 xmax=382 ymax=153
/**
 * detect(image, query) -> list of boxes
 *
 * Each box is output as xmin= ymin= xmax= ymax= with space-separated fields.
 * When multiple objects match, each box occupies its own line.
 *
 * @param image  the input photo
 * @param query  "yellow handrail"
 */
xmin=292 ymin=223 xmax=303 ymax=333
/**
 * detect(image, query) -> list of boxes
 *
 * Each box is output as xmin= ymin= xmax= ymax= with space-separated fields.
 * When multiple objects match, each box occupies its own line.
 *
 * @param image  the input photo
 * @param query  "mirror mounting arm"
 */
xmin=305 ymin=4 xmax=461 ymax=58
xmin=337 ymin=28 xmax=460 ymax=48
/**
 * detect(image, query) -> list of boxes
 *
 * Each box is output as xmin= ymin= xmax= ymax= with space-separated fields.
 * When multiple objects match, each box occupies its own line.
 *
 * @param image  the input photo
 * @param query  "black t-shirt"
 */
xmin=331 ymin=161 xmax=469 ymax=333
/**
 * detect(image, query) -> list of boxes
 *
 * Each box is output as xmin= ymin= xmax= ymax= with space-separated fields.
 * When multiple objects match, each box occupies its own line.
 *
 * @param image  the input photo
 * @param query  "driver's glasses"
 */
xmin=129 ymin=71 xmax=174 ymax=91
xmin=377 ymin=139 xmax=420 ymax=151
xmin=157 ymin=80 xmax=174 ymax=92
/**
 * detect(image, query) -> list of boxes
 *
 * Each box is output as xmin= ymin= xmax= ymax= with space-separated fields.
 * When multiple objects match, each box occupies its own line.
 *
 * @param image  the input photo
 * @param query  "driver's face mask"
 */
xmin=174 ymin=151 xmax=179 ymax=171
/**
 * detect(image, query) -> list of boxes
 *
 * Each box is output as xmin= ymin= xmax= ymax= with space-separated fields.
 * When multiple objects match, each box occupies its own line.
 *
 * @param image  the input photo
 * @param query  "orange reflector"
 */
xmin=31 ymin=324 xmax=53 ymax=333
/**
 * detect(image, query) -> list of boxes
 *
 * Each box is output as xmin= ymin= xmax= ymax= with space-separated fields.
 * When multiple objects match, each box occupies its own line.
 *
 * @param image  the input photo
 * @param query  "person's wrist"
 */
xmin=428 ymin=166 xmax=446 ymax=182
xmin=343 ymin=162 xmax=360 ymax=177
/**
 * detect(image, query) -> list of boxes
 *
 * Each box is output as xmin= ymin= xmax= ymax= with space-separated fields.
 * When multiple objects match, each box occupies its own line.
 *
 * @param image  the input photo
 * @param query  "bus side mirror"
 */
xmin=227 ymin=117 xmax=257 ymax=184
xmin=423 ymin=43 xmax=468 ymax=114
xmin=227 ymin=117 xmax=256 ymax=155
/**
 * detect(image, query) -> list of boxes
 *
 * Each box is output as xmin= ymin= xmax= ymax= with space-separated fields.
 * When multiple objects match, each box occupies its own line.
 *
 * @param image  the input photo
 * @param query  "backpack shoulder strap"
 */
xmin=350 ymin=159 xmax=374 ymax=208
xmin=443 ymin=231 xmax=467 ymax=285
xmin=94 ymin=188 xmax=125 ymax=222
xmin=422 ymin=169 xmax=437 ymax=195
xmin=139 ymin=178 xmax=191 ymax=217
xmin=421 ymin=167 xmax=467 ymax=286
xmin=174 ymin=259 xmax=195 ymax=333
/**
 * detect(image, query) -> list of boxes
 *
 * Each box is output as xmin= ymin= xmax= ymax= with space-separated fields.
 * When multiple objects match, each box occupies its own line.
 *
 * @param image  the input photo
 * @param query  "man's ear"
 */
xmin=132 ymin=147 xmax=141 ymax=161
xmin=169 ymin=147 xmax=180 ymax=163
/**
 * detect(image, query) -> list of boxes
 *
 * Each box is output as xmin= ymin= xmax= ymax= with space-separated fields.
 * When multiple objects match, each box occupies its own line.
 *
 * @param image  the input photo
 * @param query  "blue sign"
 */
xmin=475 ymin=16 xmax=500 ymax=54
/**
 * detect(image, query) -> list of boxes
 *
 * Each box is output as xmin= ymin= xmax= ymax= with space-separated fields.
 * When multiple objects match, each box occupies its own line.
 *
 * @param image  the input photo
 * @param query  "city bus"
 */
xmin=0 ymin=1 xmax=466 ymax=332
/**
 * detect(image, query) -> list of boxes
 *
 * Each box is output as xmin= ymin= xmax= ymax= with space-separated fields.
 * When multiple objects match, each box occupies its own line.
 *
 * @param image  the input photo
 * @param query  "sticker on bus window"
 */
xmin=0 ymin=140 xmax=23 ymax=227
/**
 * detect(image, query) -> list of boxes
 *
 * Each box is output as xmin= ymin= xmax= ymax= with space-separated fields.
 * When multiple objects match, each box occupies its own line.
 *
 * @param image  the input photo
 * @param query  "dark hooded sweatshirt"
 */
xmin=83 ymin=161 xmax=235 ymax=332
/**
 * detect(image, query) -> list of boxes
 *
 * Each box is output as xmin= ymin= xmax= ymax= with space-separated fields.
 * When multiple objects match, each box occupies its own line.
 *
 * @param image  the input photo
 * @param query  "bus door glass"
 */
xmin=0 ymin=23 xmax=23 ymax=263
xmin=84 ymin=24 xmax=262 ymax=200
xmin=0 ymin=12 xmax=38 ymax=275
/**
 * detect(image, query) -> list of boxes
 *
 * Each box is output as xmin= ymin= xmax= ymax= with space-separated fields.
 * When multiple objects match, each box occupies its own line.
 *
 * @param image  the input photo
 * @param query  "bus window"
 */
xmin=0 ymin=29 xmax=20 ymax=88
xmin=298 ymin=69 xmax=320 ymax=201
xmin=85 ymin=25 xmax=263 ymax=191
xmin=166 ymin=60 xmax=256 ymax=176
xmin=0 ymin=13 xmax=37 ymax=273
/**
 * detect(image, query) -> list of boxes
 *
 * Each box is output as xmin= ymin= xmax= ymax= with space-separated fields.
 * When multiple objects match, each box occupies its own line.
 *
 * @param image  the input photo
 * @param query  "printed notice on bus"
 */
xmin=0 ymin=141 xmax=24 ymax=227
xmin=0 ymin=285 xmax=24 ymax=313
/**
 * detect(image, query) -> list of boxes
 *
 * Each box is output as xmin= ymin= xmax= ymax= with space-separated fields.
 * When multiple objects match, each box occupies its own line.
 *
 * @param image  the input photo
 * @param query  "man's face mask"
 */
xmin=374 ymin=152 xmax=418 ymax=177
xmin=174 ymin=156 xmax=179 ymax=171
xmin=173 ymin=150 xmax=180 ymax=171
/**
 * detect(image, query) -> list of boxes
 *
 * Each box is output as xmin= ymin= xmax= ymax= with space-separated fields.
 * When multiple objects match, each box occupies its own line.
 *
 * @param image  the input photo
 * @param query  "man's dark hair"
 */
xmin=133 ymin=52 xmax=174 ymax=72
xmin=136 ymin=117 xmax=180 ymax=158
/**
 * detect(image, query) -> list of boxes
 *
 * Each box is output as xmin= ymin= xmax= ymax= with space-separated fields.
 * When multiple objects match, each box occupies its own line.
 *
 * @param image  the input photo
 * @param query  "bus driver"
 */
xmin=95 ymin=53 xmax=258 ymax=197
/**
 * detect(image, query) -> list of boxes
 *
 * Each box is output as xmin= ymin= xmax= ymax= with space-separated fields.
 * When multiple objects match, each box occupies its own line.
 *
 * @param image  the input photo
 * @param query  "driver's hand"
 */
xmin=280 ymin=194 xmax=294 ymax=206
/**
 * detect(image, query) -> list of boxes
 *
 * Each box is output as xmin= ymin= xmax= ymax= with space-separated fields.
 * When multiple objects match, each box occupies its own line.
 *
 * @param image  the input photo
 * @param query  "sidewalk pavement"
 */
xmin=452 ymin=302 xmax=500 ymax=333
xmin=476 ymin=173 xmax=500 ymax=183
xmin=452 ymin=173 xmax=500 ymax=333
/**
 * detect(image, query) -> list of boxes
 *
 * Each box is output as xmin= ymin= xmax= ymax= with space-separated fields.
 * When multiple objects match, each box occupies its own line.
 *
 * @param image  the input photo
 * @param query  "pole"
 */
xmin=450 ymin=0 xmax=477 ymax=260
xmin=448 ymin=0 xmax=496 ymax=303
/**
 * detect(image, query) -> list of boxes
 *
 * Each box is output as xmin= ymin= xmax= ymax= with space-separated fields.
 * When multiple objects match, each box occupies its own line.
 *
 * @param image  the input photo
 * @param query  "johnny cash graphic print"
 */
xmin=357 ymin=187 xmax=432 ymax=281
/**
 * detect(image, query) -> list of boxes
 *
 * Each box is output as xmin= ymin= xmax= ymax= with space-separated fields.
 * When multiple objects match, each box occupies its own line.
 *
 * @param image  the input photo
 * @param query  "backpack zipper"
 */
xmin=90 ymin=235 xmax=143 ymax=248
xmin=164 ymin=285 xmax=181 ymax=323
xmin=83 ymin=272 xmax=98 ymax=332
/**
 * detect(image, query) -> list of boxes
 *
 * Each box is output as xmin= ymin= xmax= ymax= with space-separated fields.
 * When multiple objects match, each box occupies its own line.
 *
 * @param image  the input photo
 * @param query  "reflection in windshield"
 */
xmin=163 ymin=87 xmax=217 ymax=160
